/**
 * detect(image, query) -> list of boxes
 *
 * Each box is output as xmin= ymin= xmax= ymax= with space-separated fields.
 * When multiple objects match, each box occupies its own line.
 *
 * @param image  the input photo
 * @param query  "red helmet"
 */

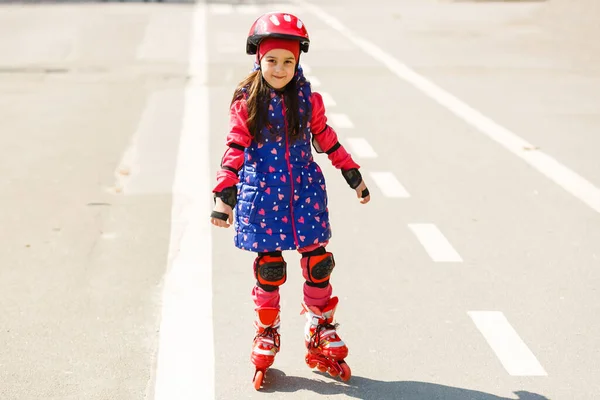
xmin=246 ymin=12 xmax=310 ymax=55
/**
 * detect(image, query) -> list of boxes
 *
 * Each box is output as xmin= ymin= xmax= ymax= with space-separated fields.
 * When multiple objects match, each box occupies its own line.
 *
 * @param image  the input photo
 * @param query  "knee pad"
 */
xmin=254 ymin=252 xmax=287 ymax=292
xmin=301 ymin=247 xmax=335 ymax=288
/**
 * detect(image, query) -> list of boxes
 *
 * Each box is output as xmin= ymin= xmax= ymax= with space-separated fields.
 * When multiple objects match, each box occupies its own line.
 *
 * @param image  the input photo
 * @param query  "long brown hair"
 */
xmin=231 ymin=71 xmax=303 ymax=143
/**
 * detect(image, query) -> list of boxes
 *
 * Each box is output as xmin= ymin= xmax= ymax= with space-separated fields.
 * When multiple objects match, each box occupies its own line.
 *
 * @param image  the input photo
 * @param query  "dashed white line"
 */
xmin=296 ymin=0 xmax=600 ymax=215
xmin=153 ymin=3 xmax=214 ymax=400
xmin=370 ymin=171 xmax=410 ymax=198
xmin=329 ymin=113 xmax=354 ymax=129
xmin=320 ymin=91 xmax=336 ymax=107
xmin=408 ymin=223 xmax=462 ymax=262
xmin=346 ymin=137 xmax=378 ymax=158
xmin=469 ymin=311 xmax=547 ymax=376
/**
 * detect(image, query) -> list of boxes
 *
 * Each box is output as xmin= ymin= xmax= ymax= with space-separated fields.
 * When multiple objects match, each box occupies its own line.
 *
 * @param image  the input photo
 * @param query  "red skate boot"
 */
xmin=251 ymin=307 xmax=280 ymax=390
xmin=301 ymin=296 xmax=351 ymax=381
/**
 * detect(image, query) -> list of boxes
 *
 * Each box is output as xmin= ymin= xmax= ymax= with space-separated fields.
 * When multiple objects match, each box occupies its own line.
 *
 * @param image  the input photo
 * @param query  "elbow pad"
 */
xmin=341 ymin=168 xmax=362 ymax=189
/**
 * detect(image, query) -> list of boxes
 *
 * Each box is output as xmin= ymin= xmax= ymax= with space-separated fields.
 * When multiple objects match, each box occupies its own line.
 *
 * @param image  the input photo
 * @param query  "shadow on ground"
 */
xmin=261 ymin=369 xmax=550 ymax=400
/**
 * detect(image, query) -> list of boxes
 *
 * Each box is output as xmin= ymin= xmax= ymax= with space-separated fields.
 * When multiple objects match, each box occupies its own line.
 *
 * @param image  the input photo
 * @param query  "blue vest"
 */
xmin=234 ymin=66 xmax=331 ymax=252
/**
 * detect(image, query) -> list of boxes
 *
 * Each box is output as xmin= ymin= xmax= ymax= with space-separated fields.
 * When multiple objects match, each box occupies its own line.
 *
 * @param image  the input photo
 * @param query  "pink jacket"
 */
xmin=213 ymin=92 xmax=360 ymax=193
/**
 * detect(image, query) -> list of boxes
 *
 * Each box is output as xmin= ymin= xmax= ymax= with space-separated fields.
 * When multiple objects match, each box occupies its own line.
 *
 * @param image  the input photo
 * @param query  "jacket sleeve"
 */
xmin=213 ymin=99 xmax=252 ymax=193
xmin=310 ymin=92 xmax=360 ymax=171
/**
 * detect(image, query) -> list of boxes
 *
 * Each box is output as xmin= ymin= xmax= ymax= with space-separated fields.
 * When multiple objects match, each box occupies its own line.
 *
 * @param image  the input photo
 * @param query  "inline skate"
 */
xmin=251 ymin=307 xmax=280 ymax=390
xmin=301 ymin=296 xmax=351 ymax=381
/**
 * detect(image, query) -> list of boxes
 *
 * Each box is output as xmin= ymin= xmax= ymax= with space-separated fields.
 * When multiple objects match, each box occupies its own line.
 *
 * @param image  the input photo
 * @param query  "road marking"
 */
xmin=408 ymin=223 xmax=462 ymax=262
xmin=370 ymin=171 xmax=410 ymax=198
xmin=153 ymin=4 xmax=214 ymax=400
xmin=295 ymin=0 xmax=600 ymax=215
xmin=320 ymin=91 xmax=336 ymax=107
xmin=469 ymin=311 xmax=547 ymax=376
xmin=329 ymin=113 xmax=354 ymax=129
xmin=347 ymin=137 xmax=378 ymax=158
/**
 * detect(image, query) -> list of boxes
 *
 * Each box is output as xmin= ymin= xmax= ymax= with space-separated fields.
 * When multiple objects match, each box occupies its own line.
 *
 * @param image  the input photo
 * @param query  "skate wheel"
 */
xmin=305 ymin=355 xmax=318 ymax=369
xmin=339 ymin=361 xmax=351 ymax=382
xmin=328 ymin=366 xmax=339 ymax=377
xmin=317 ymin=364 xmax=328 ymax=373
xmin=253 ymin=370 xmax=264 ymax=390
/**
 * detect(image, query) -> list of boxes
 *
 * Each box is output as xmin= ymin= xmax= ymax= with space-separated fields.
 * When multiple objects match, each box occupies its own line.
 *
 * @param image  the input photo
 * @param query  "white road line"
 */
xmin=370 ymin=171 xmax=410 ymax=198
xmin=306 ymin=75 xmax=321 ymax=87
xmin=320 ymin=91 xmax=336 ymax=107
xmin=154 ymin=4 xmax=214 ymax=400
xmin=295 ymin=0 xmax=600 ymax=215
xmin=346 ymin=137 xmax=378 ymax=158
xmin=408 ymin=223 xmax=463 ymax=262
xmin=329 ymin=113 xmax=354 ymax=129
xmin=469 ymin=311 xmax=547 ymax=376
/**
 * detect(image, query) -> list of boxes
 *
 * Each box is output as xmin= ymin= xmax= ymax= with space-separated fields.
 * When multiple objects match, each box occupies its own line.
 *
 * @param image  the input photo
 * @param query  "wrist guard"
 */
xmin=214 ymin=185 xmax=237 ymax=208
xmin=342 ymin=168 xmax=362 ymax=189
xmin=210 ymin=211 xmax=229 ymax=221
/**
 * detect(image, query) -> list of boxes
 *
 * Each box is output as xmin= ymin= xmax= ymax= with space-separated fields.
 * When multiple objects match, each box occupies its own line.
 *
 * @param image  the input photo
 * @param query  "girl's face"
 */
xmin=260 ymin=48 xmax=296 ymax=90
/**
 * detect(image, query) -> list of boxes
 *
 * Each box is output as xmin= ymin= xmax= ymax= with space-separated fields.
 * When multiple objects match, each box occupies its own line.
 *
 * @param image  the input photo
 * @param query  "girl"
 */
xmin=210 ymin=12 xmax=370 ymax=389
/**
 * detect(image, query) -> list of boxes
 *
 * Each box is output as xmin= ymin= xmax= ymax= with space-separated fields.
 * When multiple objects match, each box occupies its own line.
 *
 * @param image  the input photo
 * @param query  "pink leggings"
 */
xmin=251 ymin=242 xmax=332 ymax=310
